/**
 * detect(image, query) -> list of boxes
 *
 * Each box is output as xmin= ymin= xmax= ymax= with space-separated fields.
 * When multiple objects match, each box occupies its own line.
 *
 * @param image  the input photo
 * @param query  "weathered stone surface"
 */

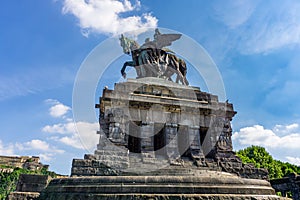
xmin=6 ymin=174 xmax=51 ymax=200
xmin=72 ymin=77 xmax=265 ymax=179
xmin=0 ymin=156 xmax=48 ymax=171
xmin=271 ymin=173 xmax=300 ymax=200
xmin=39 ymin=172 xmax=279 ymax=200
xmin=6 ymin=191 xmax=40 ymax=200
xmin=16 ymin=174 xmax=51 ymax=192
xmin=71 ymin=158 xmax=121 ymax=176
xmin=38 ymin=194 xmax=281 ymax=200
xmin=49 ymin=77 xmax=279 ymax=199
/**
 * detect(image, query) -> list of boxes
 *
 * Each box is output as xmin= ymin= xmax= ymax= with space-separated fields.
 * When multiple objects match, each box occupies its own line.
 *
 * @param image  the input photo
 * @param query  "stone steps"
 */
xmin=95 ymin=155 xmax=129 ymax=163
xmin=94 ymin=149 xmax=129 ymax=157
xmin=40 ymin=193 xmax=282 ymax=200
xmin=94 ymin=150 xmax=130 ymax=170
xmin=40 ymin=174 xmax=279 ymax=199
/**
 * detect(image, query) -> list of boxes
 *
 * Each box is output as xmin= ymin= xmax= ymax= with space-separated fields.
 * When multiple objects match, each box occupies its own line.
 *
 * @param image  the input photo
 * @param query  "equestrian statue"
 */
xmin=119 ymin=29 xmax=189 ymax=85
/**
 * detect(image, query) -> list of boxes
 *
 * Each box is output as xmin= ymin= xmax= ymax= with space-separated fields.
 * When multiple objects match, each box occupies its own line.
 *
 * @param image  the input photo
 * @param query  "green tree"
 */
xmin=0 ymin=166 xmax=58 ymax=199
xmin=236 ymin=146 xmax=299 ymax=179
xmin=0 ymin=167 xmax=31 ymax=199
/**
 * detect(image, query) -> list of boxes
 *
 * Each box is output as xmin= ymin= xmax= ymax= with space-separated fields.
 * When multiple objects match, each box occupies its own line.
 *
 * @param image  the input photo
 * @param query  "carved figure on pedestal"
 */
xmin=216 ymin=118 xmax=233 ymax=151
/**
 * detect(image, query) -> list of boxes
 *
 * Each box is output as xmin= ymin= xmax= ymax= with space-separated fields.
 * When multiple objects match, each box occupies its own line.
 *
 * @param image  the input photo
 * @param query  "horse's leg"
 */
xmin=175 ymin=73 xmax=180 ymax=83
xmin=178 ymin=73 xmax=189 ymax=85
xmin=172 ymin=57 xmax=188 ymax=85
xmin=173 ymin=68 xmax=184 ymax=84
xmin=179 ymin=60 xmax=189 ymax=85
xmin=121 ymin=61 xmax=135 ymax=78
xmin=168 ymin=55 xmax=181 ymax=83
xmin=162 ymin=54 xmax=174 ymax=82
xmin=162 ymin=64 xmax=176 ymax=82
xmin=175 ymin=69 xmax=188 ymax=85
xmin=169 ymin=55 xmax=187 ymax=85
xmin=183 ymin=75 xmax=189 ymax=85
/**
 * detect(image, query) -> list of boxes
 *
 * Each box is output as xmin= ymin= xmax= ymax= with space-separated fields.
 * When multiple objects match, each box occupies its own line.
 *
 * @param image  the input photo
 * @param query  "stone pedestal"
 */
xmin=52 ymin=77 xmax=279 ymax=199
xmin=40 ymin=171 xmax=280 ymax=200
xmin=70 ymin=77 xmax=270 ymax=179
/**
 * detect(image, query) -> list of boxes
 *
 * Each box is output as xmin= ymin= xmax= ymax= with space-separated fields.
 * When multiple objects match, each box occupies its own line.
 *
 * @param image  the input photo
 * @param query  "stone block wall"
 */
xmin=0 ymin=155 xmax=48 ymax=171
xmin=6 ymin=174 xmax=51 ymax=200
xmin=16 ymin=174 xmax=51 ymax=192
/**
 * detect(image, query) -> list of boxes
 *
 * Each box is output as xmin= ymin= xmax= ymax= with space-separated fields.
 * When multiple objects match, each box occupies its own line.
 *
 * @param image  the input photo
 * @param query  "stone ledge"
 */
xmin=6 ymin=191 xmax=40 ymax=200
xmin=39 ymin=192 xmax=281 ymax=200
xmin=40 ymin=173 xmax=277 ymax=199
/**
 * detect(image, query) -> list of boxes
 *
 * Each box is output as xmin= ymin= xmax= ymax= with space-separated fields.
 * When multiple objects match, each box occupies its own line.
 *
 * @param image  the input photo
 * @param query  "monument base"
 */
xmin=42 ymin=77 xmax=280 ymax=199
xmin=39 ymin=170 xmax=279 ymax=200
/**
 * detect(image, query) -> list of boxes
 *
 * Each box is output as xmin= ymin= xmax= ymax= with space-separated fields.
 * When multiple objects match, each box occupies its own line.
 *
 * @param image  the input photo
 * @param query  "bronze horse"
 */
xmin=119 ymin=33 xmax=189 ymax=85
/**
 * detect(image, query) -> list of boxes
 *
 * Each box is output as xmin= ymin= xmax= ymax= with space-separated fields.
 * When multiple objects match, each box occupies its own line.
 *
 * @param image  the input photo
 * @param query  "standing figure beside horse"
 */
xmin=119 ymin=29 xmax=189 ymax=85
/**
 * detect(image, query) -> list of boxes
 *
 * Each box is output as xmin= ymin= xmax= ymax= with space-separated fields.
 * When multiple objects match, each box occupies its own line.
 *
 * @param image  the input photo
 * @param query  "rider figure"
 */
xmin=139 ymin=38 xmax=156 ymax=65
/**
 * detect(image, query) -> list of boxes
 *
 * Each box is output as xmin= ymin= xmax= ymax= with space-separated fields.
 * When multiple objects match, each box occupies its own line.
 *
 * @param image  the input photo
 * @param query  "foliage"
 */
xmin=40 ymin=166 xmax=58 ymax=178
xmin=0 ymin=166 xmax=58 ymax=199
xmin=237 ymin=145 xmax=300 ymax=179
xmin=0 ymin=167 xmax=29 ymax=199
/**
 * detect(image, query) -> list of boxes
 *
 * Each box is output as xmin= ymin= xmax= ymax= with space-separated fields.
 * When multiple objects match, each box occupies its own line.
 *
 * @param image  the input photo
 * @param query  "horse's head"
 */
xmin=119 ymin=34 xmax=131 ymax=55
xmin=119 ymin=34 xmax=140 ymax=55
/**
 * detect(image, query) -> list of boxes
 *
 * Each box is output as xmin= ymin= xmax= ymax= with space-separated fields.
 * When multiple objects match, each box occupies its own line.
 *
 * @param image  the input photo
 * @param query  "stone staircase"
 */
xmin=94 ymin=149 xmax=129 ymax=169
xmin=125 ymin=153 xmax=169 ymax=174
xmin=71 ymin=149 xmax=130 ymax=176
xmin=41 ymin=172 xmax=280 ymax=200
xmin=124 ymin=154 xmax=222 ymax=176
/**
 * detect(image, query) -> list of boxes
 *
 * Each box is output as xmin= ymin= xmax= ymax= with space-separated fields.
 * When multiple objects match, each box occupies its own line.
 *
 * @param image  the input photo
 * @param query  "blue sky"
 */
xmin=1 ymin=0 xmax=300 ymax=175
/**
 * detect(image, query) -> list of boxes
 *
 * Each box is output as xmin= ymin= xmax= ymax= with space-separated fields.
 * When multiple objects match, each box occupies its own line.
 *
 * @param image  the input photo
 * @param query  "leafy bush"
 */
xmin=0 ymin=166 xmax=58 ymax=199
xmin=237 ymin=145 xmax=300 ymax=179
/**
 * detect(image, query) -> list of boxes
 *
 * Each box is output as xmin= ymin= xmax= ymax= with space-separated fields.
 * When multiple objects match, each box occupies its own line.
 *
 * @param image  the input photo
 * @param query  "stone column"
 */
xmin=189 ymin=126 xmax=205 ymax=156
xmin=164 ymin=123 xmax=181 ymax=165
xmin=188 ymin=126 xmax=206 ymax=166
xmin=140 ymin=122 xmax=154 ymax=152
xmin=201 ymin=115 xmax=222 ymax=156
xmin=140 ymin=122 xmax=155 ymax=163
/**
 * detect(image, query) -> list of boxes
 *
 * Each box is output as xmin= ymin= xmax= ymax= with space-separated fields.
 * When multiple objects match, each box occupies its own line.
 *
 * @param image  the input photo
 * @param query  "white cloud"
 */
xmin=42 ymin=122 xmax=76 ymax=134
xmin=38 ymin=153 xmax=54 ymax=162
xmin=273 ymin=123 xmax=299 ymax=135
xmin=62 ymin=0 xmax=157 ymax=36
xmin=286 ymin=123 xmax=299 ymax=130
xmin=43 ymin=121 xmax=99 ymax=151
xmin=75 ymin=121 xmax=99 ymax=150
xmin=43 ymin=98 xmax=99 ymax=151
xmin=58 ymin=135 xmax=84 ymax=149
xmin=0 ymin=139 xmax=64 ymax=163
xmin=286 ymin=156 xmax=300 ymax=166
xmin=50 ymin=104 xmax=71 ymax=118
xmin=16 ymin=139 xmax=64 ymax=154
xmin=233 ymin=123 xmax=300 ymax=166
xmin=233 ymin=124 xmax=300 ymax=149
xmin=45 ymin=99 xmax=71 ymax=118
xmin=26 ymin=139 xmax=50 ymax=150
xmin=0 ymin=140 xmax=15 ymax=155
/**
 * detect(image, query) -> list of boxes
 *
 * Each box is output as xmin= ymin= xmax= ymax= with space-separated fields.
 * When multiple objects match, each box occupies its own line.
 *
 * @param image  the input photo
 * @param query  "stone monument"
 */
xmin=40 ymin=29 xmax=280 ymax=199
